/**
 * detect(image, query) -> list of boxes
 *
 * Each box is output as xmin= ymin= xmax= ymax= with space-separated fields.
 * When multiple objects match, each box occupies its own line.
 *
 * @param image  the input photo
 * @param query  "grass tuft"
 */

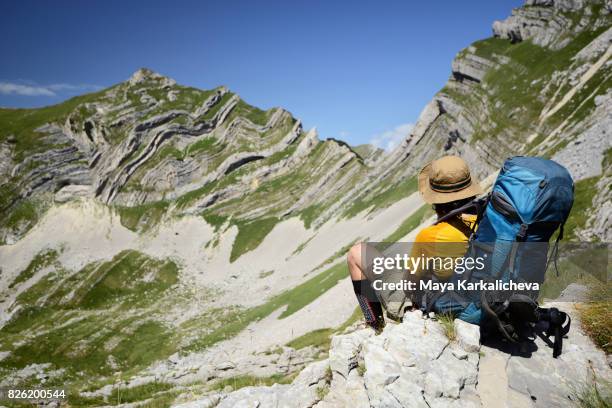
xmin=208 ymin=373 xmax=295 ymax=392
xmin=437 ymin=313 xmax=456 ymax=341
xmin=578 ymin=283 xmax=612 ymax=354
xmin=286 ymin=307 xmax=362 ymax=352
xmin=111 ymin=381 xmax=174 ymax=405
xmin=572 ymin=377 xmax=612 ymax=408
xmin=357 ymin=361 xmax=366 ymax=376
xmin=258 ymin=270 xmax=274 ymax=279
xmin=316 ymin=384 xmax=330 ymax=400
xmin=286 ymin=328 xmax=334 ymax=351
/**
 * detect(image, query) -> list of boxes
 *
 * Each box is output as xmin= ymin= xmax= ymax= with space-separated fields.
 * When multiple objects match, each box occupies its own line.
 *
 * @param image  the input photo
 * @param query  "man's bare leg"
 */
xmin=347 ymin=242 xmax=385 ymax=333
xmin=347 ymin=242 xmax=366 ymax=280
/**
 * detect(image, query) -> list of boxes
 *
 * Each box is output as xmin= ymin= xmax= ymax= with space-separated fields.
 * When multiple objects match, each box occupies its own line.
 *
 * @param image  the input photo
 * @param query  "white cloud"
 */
xmin=339 ymin=130 xmax=350 ymax=138
xmin=0 ymin=82 xmax=56 ymax=96
xmin=370 ymin=123 xmax=414 ymax=151
xmin=47 ymin=83 xmax=102 ymax=92
xmin=0 ymin=81 xmax=102 ymax=97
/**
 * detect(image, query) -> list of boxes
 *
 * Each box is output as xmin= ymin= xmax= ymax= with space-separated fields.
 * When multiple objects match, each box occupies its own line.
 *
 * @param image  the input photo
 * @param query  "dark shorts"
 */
xmin=361 ymin=242 xmax=413 ymax=320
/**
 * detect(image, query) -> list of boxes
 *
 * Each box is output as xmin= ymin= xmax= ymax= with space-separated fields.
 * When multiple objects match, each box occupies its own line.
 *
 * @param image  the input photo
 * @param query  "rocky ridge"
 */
xmin=0 ymin=69 xmax=368 ymax=243
xmin=361 ymin=0 xmax=611 ymax=240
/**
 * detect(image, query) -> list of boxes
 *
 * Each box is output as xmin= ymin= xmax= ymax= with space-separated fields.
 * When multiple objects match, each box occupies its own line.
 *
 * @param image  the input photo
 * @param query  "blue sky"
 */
xmin=1 ymin=0 xmax=521 ymax=147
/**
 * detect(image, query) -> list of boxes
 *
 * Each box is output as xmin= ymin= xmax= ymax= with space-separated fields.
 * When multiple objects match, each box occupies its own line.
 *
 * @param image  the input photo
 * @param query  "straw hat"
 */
xmin=418 ymin=155 xmax=483 ymax=204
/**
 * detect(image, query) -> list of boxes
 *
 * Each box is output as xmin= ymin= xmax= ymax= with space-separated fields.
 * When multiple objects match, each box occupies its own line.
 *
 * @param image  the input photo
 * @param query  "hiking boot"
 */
xmin=386 ymin=310 xmax=401 ymax=323
xmin=369 ymin=318 xmax=386 ymax=335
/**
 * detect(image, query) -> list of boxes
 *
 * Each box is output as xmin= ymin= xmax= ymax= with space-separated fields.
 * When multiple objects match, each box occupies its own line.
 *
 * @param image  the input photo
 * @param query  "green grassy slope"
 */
xmin=0 ymin=251 xmax=179 ymax=381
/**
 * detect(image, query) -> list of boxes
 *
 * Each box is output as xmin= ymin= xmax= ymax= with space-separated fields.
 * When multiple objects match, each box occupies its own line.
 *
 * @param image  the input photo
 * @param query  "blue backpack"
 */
xmin=423 ymin=156 xmax=574 ymax=357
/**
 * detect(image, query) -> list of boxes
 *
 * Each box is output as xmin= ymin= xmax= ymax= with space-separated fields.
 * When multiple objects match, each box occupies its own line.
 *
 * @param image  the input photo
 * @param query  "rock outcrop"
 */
xmin=493 ymin=0 xmax=589 ymax=49
xmin=214 ymin=360 xmax=330 ymax=408
xmin=176 ymin=301 xmax=611 ymax=408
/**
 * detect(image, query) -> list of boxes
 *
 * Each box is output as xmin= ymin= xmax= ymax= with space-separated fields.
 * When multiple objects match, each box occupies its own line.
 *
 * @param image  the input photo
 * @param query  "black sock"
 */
xmin=352 ymin=279 xmax=383 ymax=324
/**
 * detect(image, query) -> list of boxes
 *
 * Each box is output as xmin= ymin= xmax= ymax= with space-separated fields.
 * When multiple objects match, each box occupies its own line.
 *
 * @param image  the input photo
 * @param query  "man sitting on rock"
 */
xmin=346 ymin=155 xmax=483 ymax=332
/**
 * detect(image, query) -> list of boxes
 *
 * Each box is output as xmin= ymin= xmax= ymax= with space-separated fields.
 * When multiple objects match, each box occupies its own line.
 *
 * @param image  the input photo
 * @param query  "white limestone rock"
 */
xmin=454 ymin=319 xmax=481 ymax=353
xmin=329 ymin=329 xmax=370 ymax=378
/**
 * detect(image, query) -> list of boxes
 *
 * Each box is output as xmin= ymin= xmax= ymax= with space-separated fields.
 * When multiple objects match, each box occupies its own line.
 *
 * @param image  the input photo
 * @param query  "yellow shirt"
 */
xmin=411 ymin=214 xmax=476 ymax=280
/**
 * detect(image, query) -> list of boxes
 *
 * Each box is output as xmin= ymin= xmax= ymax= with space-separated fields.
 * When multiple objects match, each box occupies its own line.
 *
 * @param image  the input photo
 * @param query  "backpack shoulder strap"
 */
xmin=434 ymin=195 xmax=490 ymax=229
xmin=447 ymin=216 xmax=475 ymax=240
xmin=545 ymin=223 xmax=565 ymax=277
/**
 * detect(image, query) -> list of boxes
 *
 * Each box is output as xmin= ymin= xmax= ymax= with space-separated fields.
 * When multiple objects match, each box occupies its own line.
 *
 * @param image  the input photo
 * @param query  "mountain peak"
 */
xmin=128 ymin=67 xmax=172 ymax=85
